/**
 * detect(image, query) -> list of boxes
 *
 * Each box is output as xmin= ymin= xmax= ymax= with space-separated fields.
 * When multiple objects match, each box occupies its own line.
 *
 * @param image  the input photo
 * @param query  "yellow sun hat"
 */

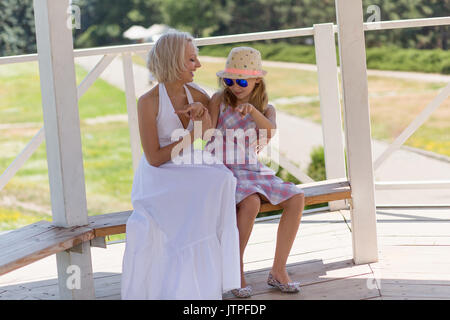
xmin=216 ymin=47 xmax=267 ymax=79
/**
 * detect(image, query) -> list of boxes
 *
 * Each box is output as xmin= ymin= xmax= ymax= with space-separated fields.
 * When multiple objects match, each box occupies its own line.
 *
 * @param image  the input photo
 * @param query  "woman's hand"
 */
xmin=236 ymin=103 xmax=255 ymax=118
xmin=175 ymin=102 xmax=207 ymax=120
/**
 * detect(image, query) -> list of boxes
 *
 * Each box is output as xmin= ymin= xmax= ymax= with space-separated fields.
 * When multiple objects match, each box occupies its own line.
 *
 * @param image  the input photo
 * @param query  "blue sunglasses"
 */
xmin=223 ymin=78 xmax=248 ymax=88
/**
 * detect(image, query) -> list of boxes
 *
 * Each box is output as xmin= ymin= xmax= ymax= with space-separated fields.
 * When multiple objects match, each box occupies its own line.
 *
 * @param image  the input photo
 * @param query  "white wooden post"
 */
xmin=313 ymin=23 xmax=348 ymax=211
xmin=335 ymin=0 xmax=378 ymax=264
xmin=122 ymin=53 xmax=142 ymax=171
xmin=33 ymin=0 xmax=95 ymax=299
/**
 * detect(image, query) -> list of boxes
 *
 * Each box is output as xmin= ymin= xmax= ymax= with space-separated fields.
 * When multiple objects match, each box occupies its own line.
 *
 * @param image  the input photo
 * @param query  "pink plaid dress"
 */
xmin=212 ymin=103 xmax=304 ymax=205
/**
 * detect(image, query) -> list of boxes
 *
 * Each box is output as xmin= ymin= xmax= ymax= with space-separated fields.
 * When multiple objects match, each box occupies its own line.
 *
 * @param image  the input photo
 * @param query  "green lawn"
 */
xmin=0 ymin=61 xmax=132 ymax=239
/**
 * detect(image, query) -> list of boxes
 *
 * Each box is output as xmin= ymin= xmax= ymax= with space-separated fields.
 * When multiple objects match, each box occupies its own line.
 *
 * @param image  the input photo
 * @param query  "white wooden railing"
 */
xmin=1 ymin=16 xmax=449 ymax=208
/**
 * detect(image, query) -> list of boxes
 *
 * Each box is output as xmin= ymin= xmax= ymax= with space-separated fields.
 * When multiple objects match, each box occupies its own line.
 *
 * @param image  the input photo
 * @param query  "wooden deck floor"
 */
xmin=1 ymin=207 xmax=450 ymax=300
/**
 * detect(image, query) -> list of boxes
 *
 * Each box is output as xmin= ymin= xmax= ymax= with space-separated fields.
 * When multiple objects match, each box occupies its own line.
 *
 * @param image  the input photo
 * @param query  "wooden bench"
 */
xmin=0 ymin=178 xmax=351 ymax=277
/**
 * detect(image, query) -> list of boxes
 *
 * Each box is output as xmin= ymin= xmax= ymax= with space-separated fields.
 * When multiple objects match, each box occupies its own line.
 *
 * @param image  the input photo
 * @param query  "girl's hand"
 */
xmin=175 ymin=102 xmax=207 ymax=120
xmin=200 ymin=109 xmax=213 ymax=134
xmin=236 ymin=103 xmax=255 ymax=118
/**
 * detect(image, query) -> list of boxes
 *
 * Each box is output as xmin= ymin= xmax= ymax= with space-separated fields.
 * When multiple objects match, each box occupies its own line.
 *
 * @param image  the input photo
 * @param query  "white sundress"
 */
xmin=121 ymin=82 xmax=241 ymax=300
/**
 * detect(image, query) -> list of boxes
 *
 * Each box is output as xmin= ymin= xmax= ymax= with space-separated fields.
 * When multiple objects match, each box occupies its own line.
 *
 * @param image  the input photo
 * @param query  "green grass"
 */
xmin=0 ymin=62 xmax=133 ymax=232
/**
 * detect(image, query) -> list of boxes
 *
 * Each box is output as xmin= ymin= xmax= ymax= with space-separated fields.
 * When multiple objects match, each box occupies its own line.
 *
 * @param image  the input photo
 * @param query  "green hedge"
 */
xmin=199 ymin=42 xmax=450 ymax=74
xmin=307 ymin=146 xmax=326 ymax=182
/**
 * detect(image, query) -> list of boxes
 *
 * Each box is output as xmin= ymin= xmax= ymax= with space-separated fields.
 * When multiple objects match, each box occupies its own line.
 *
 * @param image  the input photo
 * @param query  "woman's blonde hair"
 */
xmin=147 ymin=31 xmax=196 ymax=83
xmin=220 ymin=78 xmax=268 ymax=113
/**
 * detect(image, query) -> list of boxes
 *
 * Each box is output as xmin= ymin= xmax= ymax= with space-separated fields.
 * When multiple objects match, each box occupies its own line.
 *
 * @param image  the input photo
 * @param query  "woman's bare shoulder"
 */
xmin=187 ymin=84 xmax=210 ymax=106
xmin=138 ymin=86 xmax=159 ymax=116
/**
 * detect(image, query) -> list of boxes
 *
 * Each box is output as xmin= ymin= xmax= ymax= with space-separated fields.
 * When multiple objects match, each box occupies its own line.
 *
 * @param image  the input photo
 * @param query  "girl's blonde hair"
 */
xmin=147 ymin=31 xmax=196 ymax=83
xmin=220 ymin=78 xmax=268 ymax=113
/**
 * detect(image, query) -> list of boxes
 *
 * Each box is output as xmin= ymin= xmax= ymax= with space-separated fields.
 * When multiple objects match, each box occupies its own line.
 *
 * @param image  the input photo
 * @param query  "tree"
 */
xmin=160 ymin=0 xmax=231 ymax=38
xmin=0 ymin=0 xmax=36 ymax=56
xmin=73 ymin=0 xmax=164 ymax=48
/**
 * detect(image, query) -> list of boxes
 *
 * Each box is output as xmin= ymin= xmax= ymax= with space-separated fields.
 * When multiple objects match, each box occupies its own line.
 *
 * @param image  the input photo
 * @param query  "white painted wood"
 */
xmin=122 ymin=53 xmax=142 ymax=171
xmin=137 ymin=52 xmax=148 ymax=65
xmin=0 ymin=128 xmax=45 ymax=191
xmin=374 ymin=82 xmax=450 ymax=171
xmin=255 ymin=206 xmax=331 ymax=223
xmin=77 ymin=54 xmax=116 ymax=99
xmin=335 ymin=0 xmax=378 ymax=264
xmin=90 ymin=237 xmax=107 ymax=249
xmin=33 ymin=0 xmax=94 ymax=299
xmin=314 ymin=23 xmax=348 ymax=211
xmin=56 ymin=241 xmax=94 ymax=300
xmin=34 ymin=0 xmax=88 ymax=227
xmin=364 ymin=16 xmax=450 ymax=31
xmin=375 ymin=180 xmax=450 ymax=190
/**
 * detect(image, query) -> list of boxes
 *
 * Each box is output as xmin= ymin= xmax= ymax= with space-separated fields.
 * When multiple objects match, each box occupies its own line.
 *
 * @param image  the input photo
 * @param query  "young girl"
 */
xmin=121 ymin=31 xmax=241 ymax=300
xmin=208 ymin=47 xmax=305 ymax=298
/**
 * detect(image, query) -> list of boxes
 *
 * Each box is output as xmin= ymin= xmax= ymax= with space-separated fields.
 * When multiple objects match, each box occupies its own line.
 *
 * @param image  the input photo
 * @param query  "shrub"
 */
xmin=307 ymin=146 xmax=326 ymax=181
xmin=441 ymin=60 xmax=450 ymax=75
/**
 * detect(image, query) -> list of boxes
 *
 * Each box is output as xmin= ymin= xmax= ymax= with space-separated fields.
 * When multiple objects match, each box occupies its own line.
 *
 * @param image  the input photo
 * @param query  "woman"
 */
xmin=121 ymin=31 xmax=241 ymax=300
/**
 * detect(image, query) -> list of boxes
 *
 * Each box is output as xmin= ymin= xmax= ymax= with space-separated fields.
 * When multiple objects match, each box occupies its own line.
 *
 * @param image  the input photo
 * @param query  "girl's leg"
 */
xmin=236 ymin=194 xmax=261 ymax=287
xmin=270 ymin=193 xmax=305 ymax=284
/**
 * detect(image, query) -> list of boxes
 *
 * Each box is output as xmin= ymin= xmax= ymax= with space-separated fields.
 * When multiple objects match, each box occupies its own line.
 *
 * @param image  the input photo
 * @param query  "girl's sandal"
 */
xmin=231 ymin=285 xmax=253 ymax=298
xmin=267 ymin=273 xmax=300 ymax=293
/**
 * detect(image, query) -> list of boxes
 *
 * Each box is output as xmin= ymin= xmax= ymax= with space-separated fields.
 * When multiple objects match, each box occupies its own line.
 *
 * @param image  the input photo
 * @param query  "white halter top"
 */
xmin=156 ymin=82 xmax=207 ymax=148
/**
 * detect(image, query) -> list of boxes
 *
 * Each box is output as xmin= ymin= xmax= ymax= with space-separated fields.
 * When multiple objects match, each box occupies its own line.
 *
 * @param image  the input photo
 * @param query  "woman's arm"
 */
xmin=138 ymin=92 xmax=199 ymax=167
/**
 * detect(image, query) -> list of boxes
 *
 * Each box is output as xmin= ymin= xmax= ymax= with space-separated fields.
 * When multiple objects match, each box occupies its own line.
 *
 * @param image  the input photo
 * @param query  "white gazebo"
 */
xmin=0 ymin=0 xmax=449 ymax=300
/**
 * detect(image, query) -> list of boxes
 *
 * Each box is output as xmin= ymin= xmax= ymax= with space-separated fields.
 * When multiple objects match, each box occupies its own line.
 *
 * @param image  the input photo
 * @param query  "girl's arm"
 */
xmin=238 ymin=103 xmax=277 ymax=139
xmin=207 ymin=92 xmax=223 ymax=129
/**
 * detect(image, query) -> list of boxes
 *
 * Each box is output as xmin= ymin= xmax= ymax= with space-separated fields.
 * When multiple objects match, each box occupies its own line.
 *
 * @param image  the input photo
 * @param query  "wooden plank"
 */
xmin=0 ymin=272 xmax=123 ymax=300
xmin=0 ymin=225 xmax=94 ymax=276
xmin=34 ymin=0 xmax=94 ymax=299
xmin=380 ymin=282 xmax=450 ymax=299
xmin=88 ymin=211 xmax=131 ymax=237
xmin=238 ymin=258 xmax=373 ymax=297
xmin=260 ymin=178 xmax=351 ymax=212
xmin=335 ymin=0 xmax=378 ymax=265
xmin=0 ymin=212 xmax=129 ymax=275
xmin=228 ymin=273 xmax=380 ymax=300
xmin=0 ymin=221 xmax=53 ymax=250
xmin=313 ymin=23 xmax=347 ymax=211
xmin=122 ymin=53 xmax=142 ymax=171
